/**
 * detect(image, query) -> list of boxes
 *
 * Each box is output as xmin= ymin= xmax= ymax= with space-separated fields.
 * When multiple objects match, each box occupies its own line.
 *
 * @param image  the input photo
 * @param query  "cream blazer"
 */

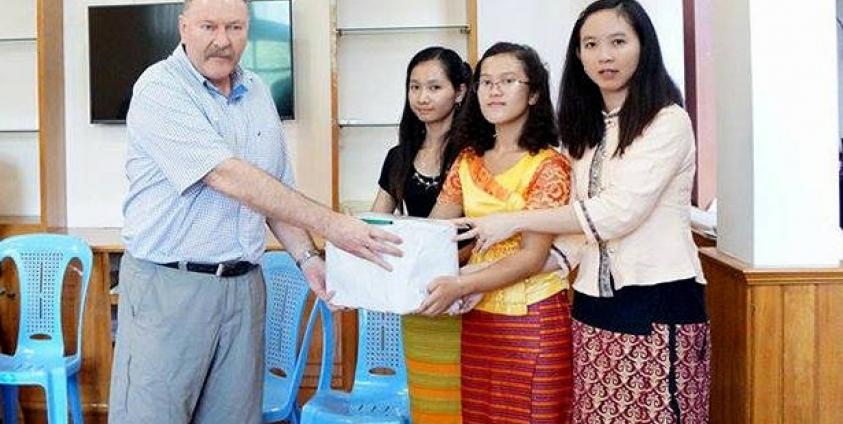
xmin=552 ymin=104 xmax=706 ymax=297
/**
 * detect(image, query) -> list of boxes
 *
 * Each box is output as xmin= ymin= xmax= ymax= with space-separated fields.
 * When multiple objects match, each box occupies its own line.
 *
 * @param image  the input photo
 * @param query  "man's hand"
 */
xmin=300 ymin=256 xmax=328 ymax=300
xmin=300 ymin=257 xmax=350 ymax=311
xmin=325 ymin=214 xmax=403 ymax=270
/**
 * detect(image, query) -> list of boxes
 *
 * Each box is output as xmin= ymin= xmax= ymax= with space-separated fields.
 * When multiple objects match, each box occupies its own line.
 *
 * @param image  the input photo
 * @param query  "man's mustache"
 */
xmin=205 ymin=47 xmax=233 ymax=59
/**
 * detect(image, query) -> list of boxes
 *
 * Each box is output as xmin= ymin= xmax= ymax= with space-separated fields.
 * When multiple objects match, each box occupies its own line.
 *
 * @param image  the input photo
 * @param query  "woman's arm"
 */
xmin=454 ymin=206 xmax=582 ymax=253
xmin=429 ymin=201 xmax=464 ymax=220
xmin=455 ymin=108 xmax=694 ymax=250
xmin=370 ymin=188 xmax=397 ymax=214
xmin=417 ymin=230 xmax=553 ymax=315
xmin=427 ymin=151 xmax=466 ymax=221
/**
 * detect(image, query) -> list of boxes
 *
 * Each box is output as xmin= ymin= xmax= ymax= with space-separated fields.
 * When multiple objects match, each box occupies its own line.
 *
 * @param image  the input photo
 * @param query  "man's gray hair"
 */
xmin=183 ymin=0 xmax=249 ymax=13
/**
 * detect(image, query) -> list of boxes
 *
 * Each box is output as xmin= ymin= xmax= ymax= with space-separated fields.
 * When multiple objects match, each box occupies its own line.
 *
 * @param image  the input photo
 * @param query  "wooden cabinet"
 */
xmin=701 ymin=247 xmax=843 ymax=423
xmin=0 ymin=0 xmax=66 ymax=238
xmin=329 ymin=0 xmax=477 ymax=211
xmin=0 ymin=228 xmax=354 ymax=423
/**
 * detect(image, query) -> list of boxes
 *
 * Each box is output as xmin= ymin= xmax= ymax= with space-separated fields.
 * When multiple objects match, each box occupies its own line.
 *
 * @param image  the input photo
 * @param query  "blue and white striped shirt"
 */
xmin=122 ymin=45 xmax=295 ymax=264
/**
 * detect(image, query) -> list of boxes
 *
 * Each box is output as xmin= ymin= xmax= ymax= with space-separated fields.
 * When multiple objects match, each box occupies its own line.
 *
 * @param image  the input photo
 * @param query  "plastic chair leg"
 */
xmin=290 ymin=408 xmax=300 ymax=424
xmin=68 ymin=373 xmax=84 ymax=424
xmin=2 ymin=385 xmax=20 ymax=424
xmin=45 ymin=370 xmax=70 ymax=424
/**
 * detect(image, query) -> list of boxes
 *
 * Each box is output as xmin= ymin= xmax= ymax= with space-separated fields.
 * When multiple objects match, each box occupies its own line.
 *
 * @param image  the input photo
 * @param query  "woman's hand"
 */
xmin=457 ymin=292 xmax=484 ymax=314
xmin=418 ymin=276 xmax=466 ymax=316
xmin=452 ymin=213 xmax=522 ymax=254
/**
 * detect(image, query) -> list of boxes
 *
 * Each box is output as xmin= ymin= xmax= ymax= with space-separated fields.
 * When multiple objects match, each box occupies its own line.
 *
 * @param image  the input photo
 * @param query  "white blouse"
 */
xmin=552 ymin=104 xmax=706 ymax=297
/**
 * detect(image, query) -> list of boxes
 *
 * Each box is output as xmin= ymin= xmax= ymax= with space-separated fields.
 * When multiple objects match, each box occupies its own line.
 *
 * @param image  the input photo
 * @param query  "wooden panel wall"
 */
xmin=816 ymin=284 xmax=843 ymax=423
xmin=700 ymin=248 xmax=843 ymax=424
xmin=702 ymin=253 xmax=749 ymax=423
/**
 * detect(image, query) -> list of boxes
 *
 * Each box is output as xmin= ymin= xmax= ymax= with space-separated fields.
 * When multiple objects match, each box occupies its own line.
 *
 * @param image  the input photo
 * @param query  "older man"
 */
xmin=108 ymin=0 xmax=400 ymax=422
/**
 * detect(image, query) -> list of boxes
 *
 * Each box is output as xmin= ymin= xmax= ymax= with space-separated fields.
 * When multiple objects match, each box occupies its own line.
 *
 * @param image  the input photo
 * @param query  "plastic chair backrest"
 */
xmin=314 ymin=310 xmax=407 ymax=390
xmin=355 ymin=311 xmax=406 ymax=388
xmin=0 ymin=234 xmax=93 ymax=359
xmin=314 ymin=302 xmax=335 ymax=392
xmin=262 ymin=252 xmax=313 ymax=387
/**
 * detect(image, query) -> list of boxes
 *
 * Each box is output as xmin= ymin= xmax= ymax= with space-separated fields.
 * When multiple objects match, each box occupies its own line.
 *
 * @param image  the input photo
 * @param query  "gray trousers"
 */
xmin=108 ymin=254 xmax=265 ymax=424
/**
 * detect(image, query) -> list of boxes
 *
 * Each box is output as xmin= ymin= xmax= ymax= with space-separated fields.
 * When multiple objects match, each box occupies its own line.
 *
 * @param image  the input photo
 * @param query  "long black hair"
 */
xmin=451 ymin=42 xmax=559 ymax=156
xmin=385 ymin=46 xmax=471 ymax=210
xmin=558 ymin=0 xmax=683 ymax=159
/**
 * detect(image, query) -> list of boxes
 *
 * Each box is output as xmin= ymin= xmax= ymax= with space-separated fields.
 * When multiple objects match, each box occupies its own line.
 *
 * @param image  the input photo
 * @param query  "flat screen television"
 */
xmin=88 ymin=0 xmax=293 ymax=123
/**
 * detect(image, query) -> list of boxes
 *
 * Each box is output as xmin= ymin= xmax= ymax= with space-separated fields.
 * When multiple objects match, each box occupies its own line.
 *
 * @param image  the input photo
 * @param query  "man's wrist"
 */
xmin=296 ymin=248 xmax=323 ymax=269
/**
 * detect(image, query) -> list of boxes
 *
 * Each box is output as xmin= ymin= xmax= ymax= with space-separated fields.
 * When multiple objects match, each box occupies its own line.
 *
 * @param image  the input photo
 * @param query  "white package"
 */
xmin=326 ymin=214 xmax=459 ymax=314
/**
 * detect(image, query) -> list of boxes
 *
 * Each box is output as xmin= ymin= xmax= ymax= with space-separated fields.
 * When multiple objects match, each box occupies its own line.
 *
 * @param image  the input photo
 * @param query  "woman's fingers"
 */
xmin=454 ymin=227 xmax=478 ymax=241
xmin=450 ymin=217 xmax=475 ymax=227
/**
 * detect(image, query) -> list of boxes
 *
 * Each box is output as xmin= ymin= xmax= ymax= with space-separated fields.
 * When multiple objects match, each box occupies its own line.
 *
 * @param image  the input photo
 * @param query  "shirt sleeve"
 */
xmin=437 ymin=151 xmax=465 ymax=205
xmin=525 ymin=154 xmax=572 ymax=210
xmin=573 ymin=106 xmax=695 ymax=243
xmin=551 ymin=234 xmax=587 ymax=276
xmin=277 ymin=127 xmax=296 ymax=188
xmin=126 ymin=77 xmax=233 ymax=195
xmin=377 ymin=146 xmax=400 ymax=194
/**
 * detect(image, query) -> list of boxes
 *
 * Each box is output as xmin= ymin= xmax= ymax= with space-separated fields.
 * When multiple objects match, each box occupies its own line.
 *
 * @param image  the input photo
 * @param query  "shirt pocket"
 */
xmin=247 ymin=124 xmax=286 ymax=177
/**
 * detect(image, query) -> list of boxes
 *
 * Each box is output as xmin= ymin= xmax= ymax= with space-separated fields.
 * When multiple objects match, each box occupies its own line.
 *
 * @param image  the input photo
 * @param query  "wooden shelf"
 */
xmin=0 ymin=0 xmax=65 ymax=236
xmin=0 ymin=215 xmax=40 ymax=225
xmin=0 ymin=129 xmax=38 ymax=134
xmin=0 ymin=37 xmax=37 ymax=43
xmin=0 ymin=216 xmax=43 ymax=238
xmin=337 ymin=120 xmax=398 ymax=128
xmin=336 ymin=24 xmax=469 ymax=36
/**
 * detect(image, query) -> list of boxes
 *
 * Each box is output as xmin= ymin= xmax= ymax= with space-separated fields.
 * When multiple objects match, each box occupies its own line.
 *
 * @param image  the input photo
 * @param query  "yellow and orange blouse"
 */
xmin=438 ymin=147 xmax=572 ymax=316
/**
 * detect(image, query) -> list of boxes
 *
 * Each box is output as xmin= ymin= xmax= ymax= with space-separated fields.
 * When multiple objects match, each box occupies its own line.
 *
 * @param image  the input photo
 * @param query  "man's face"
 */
xmin=179 ymin=0 xmax=249 ymax=89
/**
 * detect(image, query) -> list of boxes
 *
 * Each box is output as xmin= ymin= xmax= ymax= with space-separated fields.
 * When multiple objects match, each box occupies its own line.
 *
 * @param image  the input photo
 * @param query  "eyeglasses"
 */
xmin=475 ymin=77 xmax=530 ymax=92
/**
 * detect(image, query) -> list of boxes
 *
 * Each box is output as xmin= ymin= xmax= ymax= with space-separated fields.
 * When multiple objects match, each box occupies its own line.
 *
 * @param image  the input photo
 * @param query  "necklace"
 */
xmin=410 ymin=168 xmax=442 ymax=191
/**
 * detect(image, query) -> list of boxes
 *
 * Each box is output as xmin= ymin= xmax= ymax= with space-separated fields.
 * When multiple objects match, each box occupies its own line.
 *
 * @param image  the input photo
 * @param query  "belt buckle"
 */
xmin=215 ymin=263 xmax=226 ymax=277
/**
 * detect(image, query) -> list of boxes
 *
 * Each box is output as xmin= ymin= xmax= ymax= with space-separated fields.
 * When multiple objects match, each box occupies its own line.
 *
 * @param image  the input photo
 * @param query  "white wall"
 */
xmin=712 ymin=0 xmax=754 ymax=262
xmin=715 ymin=0 xmax=840 ymax=266
xmin=477 ymin=0 xmax=685 ymax=107
xmin=748 ymin=0 xmax=839 ymax=266
xmin=64 ymin=0 xmax=332 ymax=227
xmin=335 ymin=0 xmax=468 ymax=208
xmin=0 ymin=0 xmax=39 ymax=217
xmin=838 ymin=0 xmax=843 ymax=141
xmin=476 ymin=0 xmax=574 ymax=105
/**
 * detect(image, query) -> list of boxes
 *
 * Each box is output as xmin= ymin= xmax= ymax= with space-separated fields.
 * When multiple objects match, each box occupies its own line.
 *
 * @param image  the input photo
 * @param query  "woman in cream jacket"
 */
xmin=453 ymin=1 xmax=710 ymax=422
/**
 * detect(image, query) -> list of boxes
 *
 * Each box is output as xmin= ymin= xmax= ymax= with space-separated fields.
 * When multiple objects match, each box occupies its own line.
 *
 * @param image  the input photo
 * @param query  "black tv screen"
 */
xmin=88 ymin=0 xmax=293 ymax=123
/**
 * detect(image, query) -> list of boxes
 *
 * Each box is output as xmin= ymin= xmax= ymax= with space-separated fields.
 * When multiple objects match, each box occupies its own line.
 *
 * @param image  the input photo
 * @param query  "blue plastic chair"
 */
xmin=261 ymin=252 xmax=328 ymax=424
xmin=0 ymin=234 xmax=93 ymax=424
xmin=300 ymin=309 xmax=410 ymax=424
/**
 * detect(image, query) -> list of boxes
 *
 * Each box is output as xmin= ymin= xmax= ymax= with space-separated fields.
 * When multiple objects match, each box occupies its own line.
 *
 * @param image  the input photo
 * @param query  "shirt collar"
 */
xmin=602 ymin=107 xmax=620 ymax=119
xmin=172 ymin=44 xmax=251 ymax=100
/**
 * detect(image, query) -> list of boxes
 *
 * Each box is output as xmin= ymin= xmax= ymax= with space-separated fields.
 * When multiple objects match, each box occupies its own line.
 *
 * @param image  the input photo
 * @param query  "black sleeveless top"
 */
xmin=377 ymin=146 xmax=443 ymax=218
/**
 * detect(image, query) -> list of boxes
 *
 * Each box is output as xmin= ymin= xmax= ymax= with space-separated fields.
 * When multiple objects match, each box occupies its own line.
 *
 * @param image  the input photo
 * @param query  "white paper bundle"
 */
xmin=326 ymin=213 xmax=459 ymax=314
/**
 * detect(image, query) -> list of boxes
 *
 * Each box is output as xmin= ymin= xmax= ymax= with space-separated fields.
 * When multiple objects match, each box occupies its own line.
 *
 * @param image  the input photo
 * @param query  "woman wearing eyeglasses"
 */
xmin=371 ymin=46 xmax=470 ymax=424
xmin=419 ymin=42 xmax=573 ymax=423
xmin=453 ymin=1 xmax=710 ymax=422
